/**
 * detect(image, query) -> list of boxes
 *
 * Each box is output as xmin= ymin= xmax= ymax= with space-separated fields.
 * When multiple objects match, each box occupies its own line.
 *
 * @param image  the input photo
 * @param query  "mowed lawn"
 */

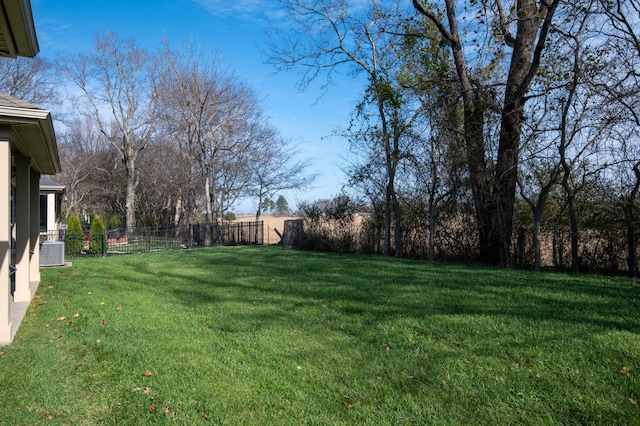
xmin=1 ymin=246 xmax=638 ymax=425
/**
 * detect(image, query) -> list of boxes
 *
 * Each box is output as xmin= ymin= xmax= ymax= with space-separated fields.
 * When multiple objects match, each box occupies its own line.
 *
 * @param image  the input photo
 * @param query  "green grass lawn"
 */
xmin=1 ymin=246 xmax=638 ymax=425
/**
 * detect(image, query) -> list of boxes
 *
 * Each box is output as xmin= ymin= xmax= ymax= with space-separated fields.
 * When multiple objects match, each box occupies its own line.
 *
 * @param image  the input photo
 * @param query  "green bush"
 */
xmin=65 ymin=213 xmax=84 ymax=255
xmin=108 ymin=215 xmax=120 ymax=230
xmin=89 ymin=215 xmax=107 ymax=255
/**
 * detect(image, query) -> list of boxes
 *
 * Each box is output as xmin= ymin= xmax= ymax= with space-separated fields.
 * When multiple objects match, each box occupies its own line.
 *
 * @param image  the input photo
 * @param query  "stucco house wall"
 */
xmin=0 ymin=0 xmax=61 ymax=345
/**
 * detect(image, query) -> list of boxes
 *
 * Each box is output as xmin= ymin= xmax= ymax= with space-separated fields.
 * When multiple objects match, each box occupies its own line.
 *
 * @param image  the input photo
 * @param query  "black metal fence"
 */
xmin=41 ymin=221 xmax=263 ymax=257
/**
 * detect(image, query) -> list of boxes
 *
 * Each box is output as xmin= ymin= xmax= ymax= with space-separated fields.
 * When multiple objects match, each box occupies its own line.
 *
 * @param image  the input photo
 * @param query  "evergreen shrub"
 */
xmin=89 ymin=215 xmax=107 ymax=255
xmin=65 ymin=213 xmax=84 ymax=255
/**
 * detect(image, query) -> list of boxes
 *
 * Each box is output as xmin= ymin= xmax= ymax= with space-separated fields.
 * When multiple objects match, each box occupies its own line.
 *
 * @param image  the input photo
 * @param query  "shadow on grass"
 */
xmin=145 ymin=247 xmax=640 ymax=335
xmin=33 ymin=247 xmax=639 ymax=424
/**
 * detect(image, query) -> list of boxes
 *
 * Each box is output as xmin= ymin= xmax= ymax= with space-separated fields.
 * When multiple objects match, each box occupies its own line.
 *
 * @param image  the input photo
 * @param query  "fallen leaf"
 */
xmin=43 ymin=412 xmax=61 ymax=420
xmin=143 ymin=387 xmax=151 ymax=394
xmin=73 ymin=327 xmax=81 ymax=332
xmin=56 ymin=316 xmax=66 ymax=321
xmin=621 ymin=367 xmax=632 ymax=375
xmin=630 ymin=398 xmax=638 ymax=405
xmin=100 ymin=319 xmax=108 ymax=325
xmin=87 ymin=292 xmax=92 ymax=295
xmin=164 ymin=407 xmax=173 ymax=415
xmin=116 ymin=306 xmax=123 ymax=311
xmin=73 ymin=313 xmax=81 ymax=318
xmin=508 ymin=388 xmax=515 ymax=394
xmin=100 ymin=302 xmax=106 ymax=305
xmin=143 ymin=370 xmax=153 ymax=377
xmin=0 ymin=351 xmax=5 ymax=356
xmin=149 ymin=405 xmax=157 ymax=413
xmin=95 ymin=339 xmax=102 ymax=344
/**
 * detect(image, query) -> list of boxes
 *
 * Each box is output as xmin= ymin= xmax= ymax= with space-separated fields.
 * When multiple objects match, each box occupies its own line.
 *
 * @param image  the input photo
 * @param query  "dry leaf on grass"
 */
xmin=143 ymin=370 xmax=153 ymax=377
xmin=44 ymin=412 xmax=61 ymax=420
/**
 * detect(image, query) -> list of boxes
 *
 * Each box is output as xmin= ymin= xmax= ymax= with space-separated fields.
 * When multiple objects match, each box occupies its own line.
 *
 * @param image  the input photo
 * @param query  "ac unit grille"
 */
xmin=40 ymin=241 xmax=65 ymax=267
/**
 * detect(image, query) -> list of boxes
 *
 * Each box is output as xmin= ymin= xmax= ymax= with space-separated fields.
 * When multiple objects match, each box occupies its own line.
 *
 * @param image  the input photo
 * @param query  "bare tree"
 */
xmin=159 ymin=39 xmax=282 ymax=229
xmin=57 ymin=116 xmax=111 ymax=219
xmin=248 ymin=129 xmax=315 ymax=222
xmin=0 ymin=56 xmax=60 ymax=108
xmin=136 ymin=139 xmax=183 ymax=226
xmin=268 ymin=0 xmax=413 ymax=257
xmin=61 ymin=32 xmax=158 ymax=232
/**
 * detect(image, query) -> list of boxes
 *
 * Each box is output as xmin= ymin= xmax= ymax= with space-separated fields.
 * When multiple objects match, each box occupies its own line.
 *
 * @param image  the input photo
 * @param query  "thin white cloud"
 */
xmin=190 ymin=0 xmax=286 ymax=24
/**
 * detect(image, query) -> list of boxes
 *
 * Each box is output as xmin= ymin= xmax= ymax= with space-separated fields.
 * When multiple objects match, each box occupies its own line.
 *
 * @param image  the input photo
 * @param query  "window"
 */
xmin=40 ymin=194 xmax=47 ymax=231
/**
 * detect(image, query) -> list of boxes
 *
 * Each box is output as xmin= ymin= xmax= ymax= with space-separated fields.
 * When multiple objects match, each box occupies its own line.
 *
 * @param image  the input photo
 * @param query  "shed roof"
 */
xmin=40 ymin=174 xmax=64 ymax=192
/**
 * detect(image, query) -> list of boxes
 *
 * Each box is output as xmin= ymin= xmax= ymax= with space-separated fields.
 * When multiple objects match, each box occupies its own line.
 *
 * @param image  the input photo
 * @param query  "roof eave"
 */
xmin=0 ymin=107 xmax=60 ymax=175
xmin=38 ymin=113 xmax=60 ymax=174
xmin=0 ymin=0 xmax=39 ymax=58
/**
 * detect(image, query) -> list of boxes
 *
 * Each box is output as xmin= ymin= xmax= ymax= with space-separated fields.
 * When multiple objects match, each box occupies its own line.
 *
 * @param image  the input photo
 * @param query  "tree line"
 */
xmin=0 ymin=33 xmax=313 ymax=233
xmin=267 ymin=0 xmax=640 ymax=273
xmin=2 ymin=1 xmax=639 ymax=273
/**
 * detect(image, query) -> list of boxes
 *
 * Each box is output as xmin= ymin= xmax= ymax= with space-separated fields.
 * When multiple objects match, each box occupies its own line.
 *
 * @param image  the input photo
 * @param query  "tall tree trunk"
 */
xmin=124 ymin=153 xmax=136 ymax=234
xmin=174 ymin=187 xmax=182 ymax=236
xmin=428 ymin=194 xmax=437 ymax=261
xmin=413 ymin=0 xmax=559 ymax=266
xmin=393 ymin=191 xmax=402 ymax=258
xmin=492 ymin=0 xmax=557 ymax=266
xmin=565 ymin=188 xmax=580 ymax=273
xmin=493 ymin=99 xmax=524 ymax=267
xmin=464 ymin=102 xmax=492 ymax=262
xmin=626 ymin=163 xmax=640 ymax=274
xmin=383 ymin=183 xmax=392 ymax=256
xmin=533 ymin=210 xmax=543 ymax=272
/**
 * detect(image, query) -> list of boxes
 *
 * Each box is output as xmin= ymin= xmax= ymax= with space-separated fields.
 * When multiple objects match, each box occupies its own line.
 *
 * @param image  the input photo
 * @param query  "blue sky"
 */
xmin=31 ymin=0 xmax=366 ymax=213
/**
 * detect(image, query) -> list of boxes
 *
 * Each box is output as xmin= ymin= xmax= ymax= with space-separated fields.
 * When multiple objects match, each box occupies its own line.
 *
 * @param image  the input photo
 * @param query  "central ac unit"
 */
xmin=40 ymin=241 xmax=65 ymax=267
